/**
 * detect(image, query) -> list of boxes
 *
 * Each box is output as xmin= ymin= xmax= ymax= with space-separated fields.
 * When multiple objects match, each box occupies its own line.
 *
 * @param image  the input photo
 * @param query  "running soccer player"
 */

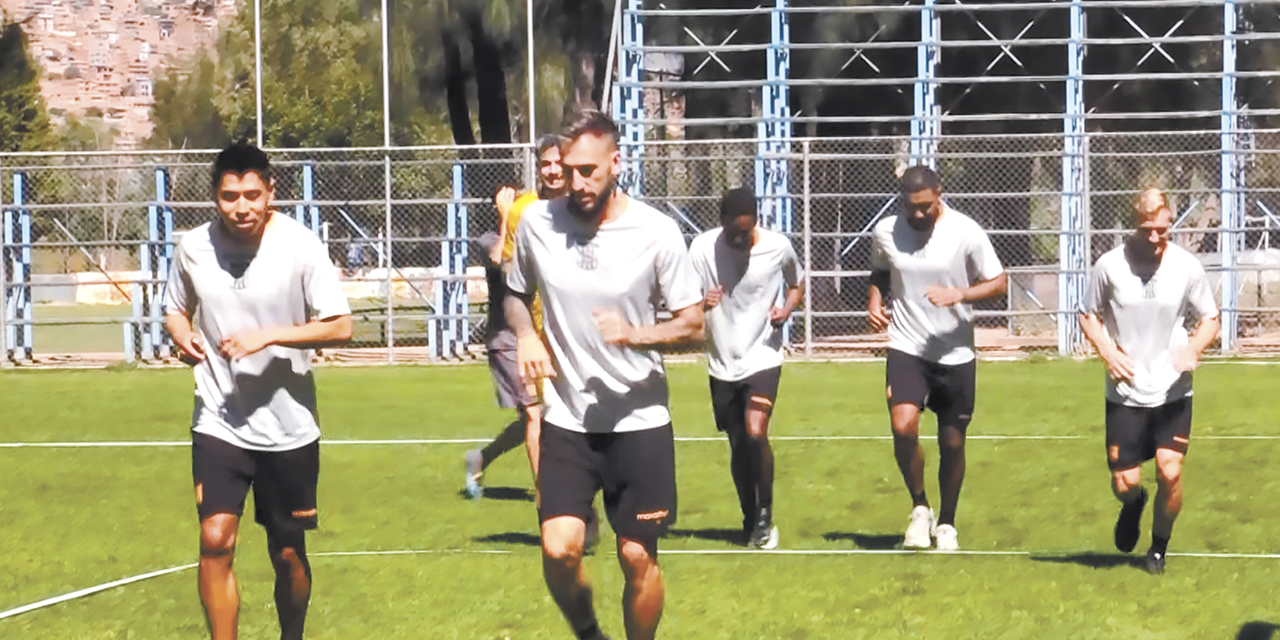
xmin=165 ymin=142 xmax=352 ymax=640
xmin=464 ymin=133 xmax=567 ymax=499
xmin=868 ymin=164 xmax=1007 ymax=552
xmin=689 ymin=187 xmax=803 ymax=550
xmin=1079 ymin=188 xmax=1219 ymax=575
xmin=507 ymin=111 xmax=703 ymax=640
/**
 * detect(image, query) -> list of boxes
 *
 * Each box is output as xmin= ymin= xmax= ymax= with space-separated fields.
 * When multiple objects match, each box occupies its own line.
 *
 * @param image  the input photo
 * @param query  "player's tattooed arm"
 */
xmin=867 ymin=270 xmax=891 ymax=331
xmin=507 ymin=291 xmax=555 ymax=382
xmin=595 ymin=303 xmax=704 ymax=351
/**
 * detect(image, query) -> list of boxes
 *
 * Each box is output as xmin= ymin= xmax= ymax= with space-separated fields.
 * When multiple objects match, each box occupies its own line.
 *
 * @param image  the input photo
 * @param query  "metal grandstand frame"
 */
xmin=612 ymin=0 xmax=1280 ymax=355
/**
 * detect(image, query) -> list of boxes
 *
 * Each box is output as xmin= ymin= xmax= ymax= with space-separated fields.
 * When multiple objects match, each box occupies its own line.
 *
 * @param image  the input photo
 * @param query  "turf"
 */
xmin=1 ymin=360 xmax=1279 ymax=638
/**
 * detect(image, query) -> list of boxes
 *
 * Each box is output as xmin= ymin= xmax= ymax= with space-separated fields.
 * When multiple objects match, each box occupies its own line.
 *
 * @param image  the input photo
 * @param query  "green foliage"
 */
xmin=150 ymin=55 xmax=230 ymax=149
xmin=0 ymin=20 xmax=52 ymax=152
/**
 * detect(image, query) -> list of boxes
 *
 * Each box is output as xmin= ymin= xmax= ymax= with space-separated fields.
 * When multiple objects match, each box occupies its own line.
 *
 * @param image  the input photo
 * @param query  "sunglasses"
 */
xmin=562 ymin=164 xmax=599 ymax=179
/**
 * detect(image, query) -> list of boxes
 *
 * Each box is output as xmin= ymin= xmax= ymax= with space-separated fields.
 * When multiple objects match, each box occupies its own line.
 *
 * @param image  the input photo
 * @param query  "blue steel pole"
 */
xmin=1059 ymin=0 xmax=1087 ymax=356
xmin=456 ymin=166 xmax=470 ymax=357
xmin=305 ymin=163 xmax=320 ymax=235
xmin=911 ymin=0 xmax=939 ymax=166
xmin=20 ymin=197 xmax=29 ymax=359
xmin=3 ymin=208 xmax=11 ymax=359
xmin=1220 ymin=0 xmax=1240 ymax=352
xmin=616 ymin=0 xmax=645 ymax=196
xmin=150 ymin=168 xmax=168 ymax=358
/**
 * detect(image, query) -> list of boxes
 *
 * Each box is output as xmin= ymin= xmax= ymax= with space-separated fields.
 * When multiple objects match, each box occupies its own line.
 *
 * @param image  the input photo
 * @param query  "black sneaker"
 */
xmin=1145 ymin=547 xmax=1166 ymax=575
xmin=1114 ymin=487 xmax=1147 ymax=553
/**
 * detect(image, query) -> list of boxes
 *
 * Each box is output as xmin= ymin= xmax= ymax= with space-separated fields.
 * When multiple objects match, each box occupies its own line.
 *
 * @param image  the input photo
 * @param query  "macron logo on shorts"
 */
xmin=636 ymin=509 xmax=669 ymax=522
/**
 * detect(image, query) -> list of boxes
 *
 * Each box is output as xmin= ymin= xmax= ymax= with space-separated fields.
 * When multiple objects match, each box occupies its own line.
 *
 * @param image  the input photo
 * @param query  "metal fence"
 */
xmin=4 ymin=133 xmax=1280 ymax=365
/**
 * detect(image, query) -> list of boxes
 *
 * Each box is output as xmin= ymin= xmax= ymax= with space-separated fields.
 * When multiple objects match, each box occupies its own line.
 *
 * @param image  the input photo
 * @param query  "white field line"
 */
xmin=5 ymin=434 xmax=1280 ymax=448
xmin=0 ymin=563 xmax=196 ymax=621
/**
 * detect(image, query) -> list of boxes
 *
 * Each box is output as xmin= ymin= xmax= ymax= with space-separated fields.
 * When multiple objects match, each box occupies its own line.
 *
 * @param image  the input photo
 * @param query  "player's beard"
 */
xmin=569 ymin=178 xmax=616 ymax=221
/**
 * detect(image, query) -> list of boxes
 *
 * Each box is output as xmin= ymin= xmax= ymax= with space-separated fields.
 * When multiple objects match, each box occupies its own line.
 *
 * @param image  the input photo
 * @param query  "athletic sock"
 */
xmin=1151 ymin=534 xmax=1170 ymax=555
xmin=911 ymin=491 xmax=929 ymax=508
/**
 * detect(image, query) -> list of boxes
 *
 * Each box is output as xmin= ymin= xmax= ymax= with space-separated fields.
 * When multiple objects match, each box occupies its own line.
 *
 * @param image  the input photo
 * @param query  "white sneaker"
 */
xmin=750 ymin=525 xmax=779 ymax=551
xmin=903 ymin=506 xmax=935 ymax=549
xmin=934 ymin=524 xmax=959 ymax=552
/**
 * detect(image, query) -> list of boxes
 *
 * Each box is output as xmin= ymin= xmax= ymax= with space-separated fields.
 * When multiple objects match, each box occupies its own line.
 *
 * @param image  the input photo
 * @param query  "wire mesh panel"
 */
xmin=8 ymin=135 xmax=1280 ymax=364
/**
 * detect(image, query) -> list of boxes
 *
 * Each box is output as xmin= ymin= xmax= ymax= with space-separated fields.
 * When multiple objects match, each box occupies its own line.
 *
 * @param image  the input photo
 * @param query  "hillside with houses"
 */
xmin=1 ymin=0 xmax=235 ymax=148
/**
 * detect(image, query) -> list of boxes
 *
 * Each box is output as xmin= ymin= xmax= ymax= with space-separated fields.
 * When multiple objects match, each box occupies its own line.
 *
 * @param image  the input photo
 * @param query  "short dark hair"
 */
xmin=720 ymin=187 xmax=758 ymax=222
xmin=536 ymin=133 xmax=563 ymax=157
xmin=562 ymin=110 xmax=619 ymax=147
xmin=900 ymin=164 xmax=942 ymax=194
xmin=211 ymin=141 xmax=272 ymax=194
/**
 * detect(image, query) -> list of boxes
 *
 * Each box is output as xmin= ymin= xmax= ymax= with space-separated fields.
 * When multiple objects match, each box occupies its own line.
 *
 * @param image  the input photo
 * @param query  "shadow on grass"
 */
xmin=480 ymin=486 xmax=535 ymax=502
xmin=456 ymin=486 xmax=534 ymax=502
xmin=475 ymin=532 xmax=541 ymax=546
xmin=1238 ymin=622 xmax=1279 ymax=640
xmin=666 ymin=528 xmax=746 ymax=546
xmin=1029 ymin=553 xmax=1143 ymax=569
xmin=823 ymin=532 xmax=901 ymax=550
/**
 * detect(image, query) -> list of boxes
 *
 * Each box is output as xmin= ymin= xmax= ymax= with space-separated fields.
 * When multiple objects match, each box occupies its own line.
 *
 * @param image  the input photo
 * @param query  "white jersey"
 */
xmin=165 ymin=214 xmax=351 ymax=451
xmin=507 ymin=196 xmax=703 ymax=433
xmin=871 ymin=205 xmax=1004 ymax=365
xmin=1085 ymin=243 xmax=1218 ymax=407
xmin=690 ymin=227 xmax=802 ymax=381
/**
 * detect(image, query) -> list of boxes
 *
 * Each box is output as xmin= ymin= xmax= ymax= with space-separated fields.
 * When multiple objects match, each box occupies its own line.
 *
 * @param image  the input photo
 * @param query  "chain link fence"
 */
xmin=4 ymin=134 xmax=1279 ymax=365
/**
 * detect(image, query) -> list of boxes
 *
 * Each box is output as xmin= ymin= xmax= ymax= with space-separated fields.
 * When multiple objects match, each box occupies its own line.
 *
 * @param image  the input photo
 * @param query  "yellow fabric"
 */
xmin=502 ymin=191 xmax=540 ymax=262
xmin=502 ymin=190 xmax=543 ymax=333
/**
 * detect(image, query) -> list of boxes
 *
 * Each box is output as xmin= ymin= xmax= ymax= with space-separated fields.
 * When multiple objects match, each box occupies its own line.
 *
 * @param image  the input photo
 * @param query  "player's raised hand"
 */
xmin=593 ymin=308 xmax=634 ymax=346
xmin=1173 ymin=345 xmax=1201 ymax=373
xmin=221 ymin=329 xmax=275 ymax=360
xmin=173 ymin=332 xmax=207 ymax=366
xmin=1103 ymin=346 xmax=1137 ymax=382
xmin=769 ymin=305 xmax=792 ymax=327
xmin=495 ymin=186 xmax=517 ymax=216
xmin=704 ymin=286 xmax=724 ymax=310
xmin=868 ymin=299 xmax=891 ymax=332
xmin=926 ymin=285 xmax=965 ymax=307
xmin=517 ymin=333 xmax=555 ymax=383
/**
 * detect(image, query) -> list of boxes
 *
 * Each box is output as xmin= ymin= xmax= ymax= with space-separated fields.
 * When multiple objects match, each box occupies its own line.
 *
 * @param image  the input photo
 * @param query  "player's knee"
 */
xmin=541 ymin=529 xmax=585 ymax=566
xmin=199 ymin=519 xmax=237 ymax=558
xmin=889 ymin=409 xmax=920 ymax=438
xmin=1156 ymin=458 xmax=1182 ymax=487
xmin=1111 ymin=469 xmax=1141 ymax=496
xmin=616 ymin=537 xmax=659 ymax=580
xmin=937 ymin=423 xmax=967 ymax=452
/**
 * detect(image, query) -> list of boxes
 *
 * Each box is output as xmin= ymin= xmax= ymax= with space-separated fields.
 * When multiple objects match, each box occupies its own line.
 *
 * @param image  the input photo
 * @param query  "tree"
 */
xmin=0 ymin=19 xmax=52 ymax=152
xmin=149 ymin=54 xmax=231 ymax=149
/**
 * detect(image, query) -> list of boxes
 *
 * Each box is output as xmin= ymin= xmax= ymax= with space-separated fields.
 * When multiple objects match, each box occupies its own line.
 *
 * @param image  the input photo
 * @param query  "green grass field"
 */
xmin=2 ymin=360 xmax=1279 ymax=639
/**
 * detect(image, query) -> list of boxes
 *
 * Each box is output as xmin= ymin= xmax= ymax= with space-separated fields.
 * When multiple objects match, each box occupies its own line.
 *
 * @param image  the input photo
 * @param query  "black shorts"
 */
xmin=488 ymin=347 xmax=538 ymax=409
xmin=192 ymin=432 xmax=320 ymax=536
xmin=709 ymin=367 xmax=782 ymax=432
xmin=1105 ymin=398 xmax=1192 ymax=471
xmin=885 ymin=349 xmax=976 ymax=428
xmin=538 ymin=422 xmax=677 ymax=541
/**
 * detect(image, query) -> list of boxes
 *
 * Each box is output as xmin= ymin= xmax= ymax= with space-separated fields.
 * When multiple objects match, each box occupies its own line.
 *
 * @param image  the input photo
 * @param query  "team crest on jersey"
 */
xmin=229 ymin=259 xmax=251 ymax=289
xmin=575 ymin=239 xmax=599 ymax=270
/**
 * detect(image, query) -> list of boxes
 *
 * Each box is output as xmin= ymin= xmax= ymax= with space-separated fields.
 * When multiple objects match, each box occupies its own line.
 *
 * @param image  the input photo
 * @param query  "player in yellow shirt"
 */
xmin=466 ymin=134 xmax=565 ymax=497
